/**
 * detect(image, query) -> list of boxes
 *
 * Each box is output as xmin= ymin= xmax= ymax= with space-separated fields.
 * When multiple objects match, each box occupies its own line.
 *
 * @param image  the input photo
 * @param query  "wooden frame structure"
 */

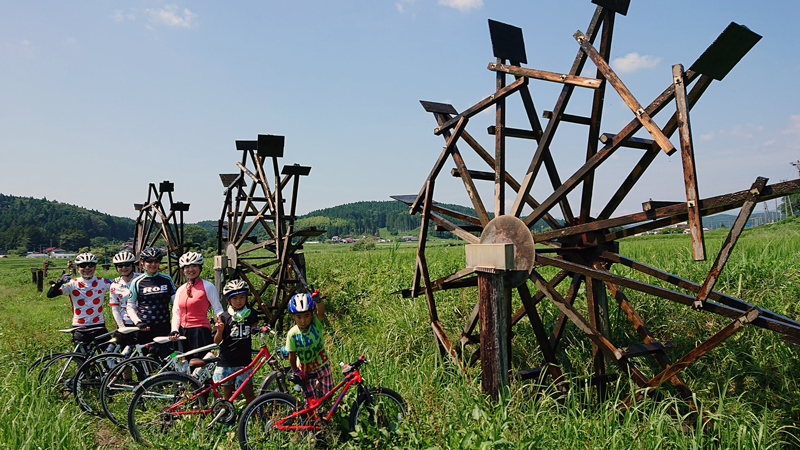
xmin=217 ymin=134 xmax=324 ymax=330
xmin=133 ymin=180 xmax=190 ymax=284
xmin=394 ymin=0 xmax=800 ymax=404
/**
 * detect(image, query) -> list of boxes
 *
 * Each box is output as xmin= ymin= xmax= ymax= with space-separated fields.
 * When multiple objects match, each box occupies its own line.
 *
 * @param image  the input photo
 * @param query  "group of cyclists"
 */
xmin=46 ymin=247 xmax=331 ymax=407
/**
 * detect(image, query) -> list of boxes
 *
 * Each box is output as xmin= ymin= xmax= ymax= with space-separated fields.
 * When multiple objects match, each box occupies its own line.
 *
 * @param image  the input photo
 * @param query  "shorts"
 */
xmin=301 ymin=362 xmax=333 ymax=401
xmin=178 ymin=326 xmax=212 ymax=356
xmin=213 ymin=366 xmax=254 ymax=387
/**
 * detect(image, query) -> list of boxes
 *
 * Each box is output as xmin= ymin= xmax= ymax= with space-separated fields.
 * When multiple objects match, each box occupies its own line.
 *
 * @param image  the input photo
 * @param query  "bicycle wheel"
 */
xmin=256 ymin=370 xmax=289 ymax=396
xmin=237 ymin=392 xmax=308 ymax=450
xmin=101 ymin=357 xmax=163 ymax=427
xmin=349 ymin=387 xmax=406 ymax=435
xmin=126 ymin=372 xmax=205 ymax=445
xmin=74 ymin=352 xmax=124 ymax=415
xmin=28 ymin=352 xmax=61 ymax=374
xmin=38 ymin=352 xmax=86 ymax=397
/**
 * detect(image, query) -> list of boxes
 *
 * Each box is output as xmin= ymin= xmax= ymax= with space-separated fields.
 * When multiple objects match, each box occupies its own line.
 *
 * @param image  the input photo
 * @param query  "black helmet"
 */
xmin=140 ymin=247 xmax=164 ymax=260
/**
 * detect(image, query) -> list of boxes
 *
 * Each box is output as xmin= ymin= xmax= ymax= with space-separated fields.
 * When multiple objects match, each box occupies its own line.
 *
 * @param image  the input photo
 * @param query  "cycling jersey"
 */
xmin=109 ymin=272 xmax=141 ymax=327
xmin=171 ymin=279 xmax=223 ymax=331
xmin=127 ymin=272 xmax=176 ymax=327
xmin=57 ymin=276 xmax=112 ymax=327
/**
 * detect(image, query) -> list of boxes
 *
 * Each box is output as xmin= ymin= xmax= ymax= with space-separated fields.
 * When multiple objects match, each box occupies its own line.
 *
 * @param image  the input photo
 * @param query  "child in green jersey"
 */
xmin=285 ymin=290 xmax=332 ymax=400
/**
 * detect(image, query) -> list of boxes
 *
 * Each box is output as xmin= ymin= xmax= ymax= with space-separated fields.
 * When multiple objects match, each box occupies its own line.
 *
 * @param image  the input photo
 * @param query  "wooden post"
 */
xmin=31 ymin=267 xmax=37 ymax=284
xmin=477 ymin=268 xmax=510 ymax=401
xmin=214 ymin=255 xmax=226 ymax=305
xmin=36 ymin=269 xmax=43 ymax=292
xmin=468 ymin=243 xmax=515 ymax=400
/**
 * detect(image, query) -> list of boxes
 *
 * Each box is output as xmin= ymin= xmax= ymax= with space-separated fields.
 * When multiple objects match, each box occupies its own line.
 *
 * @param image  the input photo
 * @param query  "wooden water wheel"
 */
xmin=394 ymin=0 xmax=800 ymax=404
xmin=133 ymin=180 xmax=190 ymax=284
xmin=217 ymin=134 xmax=325 ymax=329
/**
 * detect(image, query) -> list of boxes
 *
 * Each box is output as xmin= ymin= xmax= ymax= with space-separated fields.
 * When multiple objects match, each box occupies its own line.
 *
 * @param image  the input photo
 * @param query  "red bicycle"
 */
xmin=236 ymin=355 xmax=406 ymax=449
xmin=125 ymin=325 xmax=290 ymax=446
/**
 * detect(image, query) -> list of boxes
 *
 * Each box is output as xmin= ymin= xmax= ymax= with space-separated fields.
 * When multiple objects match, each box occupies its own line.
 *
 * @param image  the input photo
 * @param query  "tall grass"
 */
xmin=0 ymin=221 xmax=799 ymax=448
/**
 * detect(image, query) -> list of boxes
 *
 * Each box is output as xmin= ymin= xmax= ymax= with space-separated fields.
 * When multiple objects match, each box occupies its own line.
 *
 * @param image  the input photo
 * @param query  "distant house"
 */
xmin=400 ymin=236 xmax=419 ymax=242
xmin=331 ymin=236 xmax=341 ymax=243
xmin=0 ymin=249 xmax=6 ymax=256
xmin=43 ymin=247 xmax=60 ymax=254
xmin=120 ymin=241 xmax=134 ymax=250
xmin=343 ymin=238 xmax=356 ymax=244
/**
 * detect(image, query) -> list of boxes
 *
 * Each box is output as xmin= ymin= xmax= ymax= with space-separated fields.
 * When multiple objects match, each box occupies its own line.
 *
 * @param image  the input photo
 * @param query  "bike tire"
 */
xmin=28 ymin=352 xmax=62 ymax=374
xmin=256 ymin=370 xmax=289 ymax=396
xmin=100 ymin=356 xmax=163 ymax=427
xmin=126 ymin=372 xmax=205 ymax=445
xmin=349 ymin=386 xmax=406 ymax=435
xmin=74 ymin=352 xmax=125 ymax=415
xmin=38 ymin=352 xmax=86 ymax=396
xmin=237 ymin=392 xmax=307 ymax=450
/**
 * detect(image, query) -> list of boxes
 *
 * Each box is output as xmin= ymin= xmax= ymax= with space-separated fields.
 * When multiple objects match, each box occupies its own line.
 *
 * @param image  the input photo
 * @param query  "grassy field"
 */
xmin=1 ymin=220 xmax=799 ymax=449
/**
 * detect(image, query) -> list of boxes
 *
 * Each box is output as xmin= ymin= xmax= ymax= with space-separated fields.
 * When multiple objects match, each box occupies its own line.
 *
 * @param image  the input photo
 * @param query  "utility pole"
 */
xmin=792 ymin=160 xmax=800 ymax=178
xmin=763 ymin=203 xmax=771 ymax=224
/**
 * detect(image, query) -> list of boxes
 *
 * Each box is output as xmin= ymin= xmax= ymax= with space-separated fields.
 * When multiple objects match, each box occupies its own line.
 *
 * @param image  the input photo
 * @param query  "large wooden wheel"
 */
xmin=217 ymin=134 xmax=324 ymax=329
xmin=394 ymin=0 xmax=800 ymax=404
xmin=133 ymin=180 xmax=190 ymax=284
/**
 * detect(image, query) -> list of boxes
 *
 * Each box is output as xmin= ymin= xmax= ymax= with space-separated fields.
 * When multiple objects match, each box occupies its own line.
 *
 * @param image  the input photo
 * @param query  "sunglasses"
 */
xmin=143 ymin=259 xmax=161 ymax=264
xmin=78 ymin=263 xmax=96 ymax=269
xmin=115 ymin=263 xmax=133 ymax=269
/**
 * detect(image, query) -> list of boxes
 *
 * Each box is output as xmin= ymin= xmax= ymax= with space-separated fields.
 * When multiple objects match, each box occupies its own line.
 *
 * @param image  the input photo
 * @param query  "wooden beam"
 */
xmin=673 ymin=64 xmax=705 ymax=261
xmin=434 ymin=76 xmax=527 ymax=136
xmin=542 ymin=110 xmax=592 ymax=126
xmin=574 ymin=30 xmax=675 ymax=155
xmin=693 ymin=177 xmax=767 ymax=309
xmin=488 ymin=63 xmax=602 ymax=88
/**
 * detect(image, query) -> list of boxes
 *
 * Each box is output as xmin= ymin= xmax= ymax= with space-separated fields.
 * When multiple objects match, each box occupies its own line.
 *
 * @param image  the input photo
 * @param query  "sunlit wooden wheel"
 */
xmin=216 ymin=134 xmax=324 ymax=329
xmin=133 ymin=180 xmax=190 ymax=283
xmin=393 ymin=1 xmax=800 ymax=404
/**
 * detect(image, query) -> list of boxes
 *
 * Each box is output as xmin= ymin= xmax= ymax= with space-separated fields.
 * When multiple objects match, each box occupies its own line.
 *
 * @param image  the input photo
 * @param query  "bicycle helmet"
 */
xmin=139 ymin=247 xmax=164 ymax=260
xmin=112 ymin=251 xmax=136 ymax=265
xmin=223 ymin=279 xmax=249 ymax=299
xmin=179 ymin=251 xmax=204 ymax=268
xmin=288 ymin=293 xmax=315 ymax=314
xmin=74 ymin=253 xmax=97 ymax=265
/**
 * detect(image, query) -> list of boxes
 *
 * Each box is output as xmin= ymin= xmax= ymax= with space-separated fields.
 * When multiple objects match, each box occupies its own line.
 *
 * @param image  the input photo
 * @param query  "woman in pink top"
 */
xmin=169 ymin=252 xmax=224 ymax=354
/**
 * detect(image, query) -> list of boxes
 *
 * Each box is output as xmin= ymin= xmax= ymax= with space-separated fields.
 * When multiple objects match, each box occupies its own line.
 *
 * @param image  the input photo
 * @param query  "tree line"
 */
xmin=0 ymin=194 xmax=135 ymax=253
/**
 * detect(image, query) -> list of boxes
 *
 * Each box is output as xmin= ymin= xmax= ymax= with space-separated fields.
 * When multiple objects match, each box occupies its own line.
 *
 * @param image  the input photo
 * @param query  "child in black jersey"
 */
xmin=213 ymin=280 xmax=258 ymax=404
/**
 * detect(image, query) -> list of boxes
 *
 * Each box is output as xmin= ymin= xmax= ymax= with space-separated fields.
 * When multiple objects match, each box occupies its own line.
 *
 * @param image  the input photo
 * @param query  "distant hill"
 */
xmin=0 ymin=194 xmax=134 ymax=253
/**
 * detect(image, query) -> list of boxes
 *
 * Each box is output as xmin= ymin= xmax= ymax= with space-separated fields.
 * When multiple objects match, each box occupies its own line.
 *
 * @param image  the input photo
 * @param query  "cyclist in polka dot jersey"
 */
xmin=47 ymin=252 xmax=112 ymax=342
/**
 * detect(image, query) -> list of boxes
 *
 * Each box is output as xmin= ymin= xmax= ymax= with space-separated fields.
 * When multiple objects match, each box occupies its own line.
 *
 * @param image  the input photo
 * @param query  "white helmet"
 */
xmin=179 ymin=251 xmax=204 ymax=268
xmin=112 ymin=251 xmax=136 ymax=265
xmin=74 ymin=253 xmax=97 ymax=265
xmin=223 ymin=279 xmax=249 ymax=299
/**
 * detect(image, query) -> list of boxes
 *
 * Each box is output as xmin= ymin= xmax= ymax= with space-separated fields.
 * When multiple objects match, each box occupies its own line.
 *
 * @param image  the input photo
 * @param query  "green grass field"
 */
xmin=1 ymin=220 xmax=799 ymax=449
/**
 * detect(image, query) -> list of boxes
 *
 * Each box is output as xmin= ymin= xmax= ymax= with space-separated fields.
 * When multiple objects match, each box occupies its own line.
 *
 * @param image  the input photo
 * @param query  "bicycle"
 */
xmin=73 ymin=326 xmax=173 ymax=416
xmin=236 ymin=355 xmax=406 ymax=449
xmin=99 ymin=337 xmax=220 ymax=427
xmin=36 ymin=326 xmax=120 ymax=395
xmin=126 ymin=324 xmax=289 ymax=445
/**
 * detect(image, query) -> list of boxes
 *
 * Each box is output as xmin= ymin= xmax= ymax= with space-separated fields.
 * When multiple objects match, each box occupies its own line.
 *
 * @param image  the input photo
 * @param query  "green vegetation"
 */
xmin=0 ymin=194 xmax=134 ymax=253
xmin=1 ymin=220 xmax=799 ymax=448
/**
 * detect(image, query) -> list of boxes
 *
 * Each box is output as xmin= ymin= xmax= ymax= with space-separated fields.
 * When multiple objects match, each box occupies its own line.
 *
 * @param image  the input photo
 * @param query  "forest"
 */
xmin=0 ymin=194 xmax=134 ymax=253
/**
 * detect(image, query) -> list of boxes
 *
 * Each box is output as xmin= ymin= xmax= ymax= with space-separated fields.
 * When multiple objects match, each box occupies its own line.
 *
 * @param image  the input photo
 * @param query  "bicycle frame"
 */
xmin=164 ymin=327 xmax=278 ymax=416
xmin=275 ymin=367 xmax=364 ymax=432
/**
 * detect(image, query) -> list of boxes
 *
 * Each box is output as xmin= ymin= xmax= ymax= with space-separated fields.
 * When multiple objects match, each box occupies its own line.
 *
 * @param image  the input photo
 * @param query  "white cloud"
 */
xmin=145 ymin=5 xmax=197 ymax=28
xmin=396 ymin=0 xmax=416 ymax=13
xmin=611 ymin=52 xmax=661 ymax=74
xmin=439 ymin=0 xmax=483 ymax=12
xmin=781 ymin=114 xmax=800 ymax=136
xmin=111 ymin=9 xmax=136 ymax=22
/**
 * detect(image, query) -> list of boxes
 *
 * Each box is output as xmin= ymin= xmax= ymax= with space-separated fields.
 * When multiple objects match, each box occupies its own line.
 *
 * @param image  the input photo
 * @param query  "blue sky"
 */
xmin=1 ymin=1 xmax=798 ymax=223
